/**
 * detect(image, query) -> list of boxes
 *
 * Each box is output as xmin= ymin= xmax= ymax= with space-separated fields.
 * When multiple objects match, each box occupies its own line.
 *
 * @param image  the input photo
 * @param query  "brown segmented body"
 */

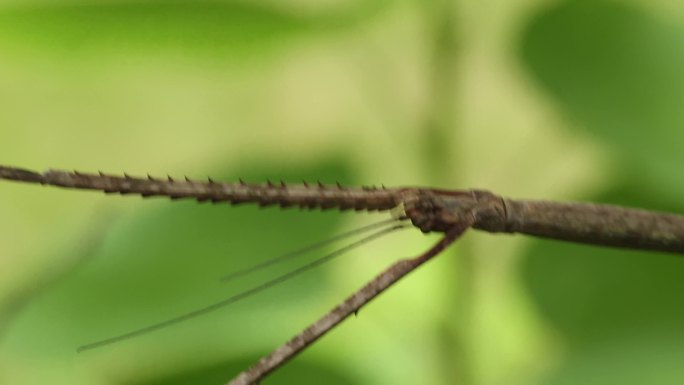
xmin=2 ymin=165 xmax=684 ymax=252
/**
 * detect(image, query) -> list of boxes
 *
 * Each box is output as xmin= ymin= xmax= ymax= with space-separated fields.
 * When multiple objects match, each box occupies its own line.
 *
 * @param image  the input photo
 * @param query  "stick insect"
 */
xmin=2 ymin=165 xmax=684 ymax=384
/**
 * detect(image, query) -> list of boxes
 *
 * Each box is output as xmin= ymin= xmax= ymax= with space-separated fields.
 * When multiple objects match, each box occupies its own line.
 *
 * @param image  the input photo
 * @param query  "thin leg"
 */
xmin=227 ymin=223 xmax=470 ymax=385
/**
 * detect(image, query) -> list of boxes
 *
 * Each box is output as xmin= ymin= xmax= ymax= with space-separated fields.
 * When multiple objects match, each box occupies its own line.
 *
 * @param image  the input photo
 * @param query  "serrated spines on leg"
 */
xmin=35 ymin=169 xmax=400 ymax=212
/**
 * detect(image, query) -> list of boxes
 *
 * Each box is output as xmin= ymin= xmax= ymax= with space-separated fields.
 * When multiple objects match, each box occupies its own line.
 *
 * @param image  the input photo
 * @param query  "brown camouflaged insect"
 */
xmin=2 ymin=165 xmax=684 ymax=385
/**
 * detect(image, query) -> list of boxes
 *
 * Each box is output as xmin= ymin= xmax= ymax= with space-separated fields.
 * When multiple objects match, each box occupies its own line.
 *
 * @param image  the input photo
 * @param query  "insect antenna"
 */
xmin=76 ymin=222 xmax=412 ymax=352
xmin=219 ymin=217 xmax=408 ymax=283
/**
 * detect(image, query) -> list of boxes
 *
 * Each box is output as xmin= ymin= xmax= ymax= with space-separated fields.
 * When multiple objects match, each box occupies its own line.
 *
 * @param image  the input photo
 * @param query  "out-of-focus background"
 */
xmin=1 ymin=1 xmax=683 ymax=384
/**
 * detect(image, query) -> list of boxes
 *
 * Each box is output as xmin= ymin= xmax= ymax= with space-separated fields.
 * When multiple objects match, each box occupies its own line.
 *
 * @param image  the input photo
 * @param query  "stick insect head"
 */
xmin=401 ymin=189 xmax=478 ymax=233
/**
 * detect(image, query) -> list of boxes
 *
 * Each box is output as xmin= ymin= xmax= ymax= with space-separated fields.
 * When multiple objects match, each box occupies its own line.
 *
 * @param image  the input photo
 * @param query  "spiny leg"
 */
xmin=228 ymin=222 xmax=471 ymax=385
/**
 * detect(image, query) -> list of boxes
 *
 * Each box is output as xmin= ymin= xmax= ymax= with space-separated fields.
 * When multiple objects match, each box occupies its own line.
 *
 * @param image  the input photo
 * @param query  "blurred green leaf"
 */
xmin=520 ymin=5 xmax=684 ymax=375
xmin=130 ymin=356 xmax=356 ymax=385
xmin=521 ymin=180 xmax=684 ymax=384
xmin=521 ymin=1 xmax=684 ymax=196
xmin=541 ymin=334 xmax=684 ymax=385
xmin=0 ymin=1 xmax=392 ymax=60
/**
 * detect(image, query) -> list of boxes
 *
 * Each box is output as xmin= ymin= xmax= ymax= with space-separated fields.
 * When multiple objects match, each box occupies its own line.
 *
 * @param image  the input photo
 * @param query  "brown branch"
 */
xmin=227 ymin=223 xmax=471 ymax=385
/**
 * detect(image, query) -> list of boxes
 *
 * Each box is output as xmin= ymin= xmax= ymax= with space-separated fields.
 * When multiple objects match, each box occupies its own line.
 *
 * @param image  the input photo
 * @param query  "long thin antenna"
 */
xmin=77 ymin=223 xmax=411 ymax=352
xmin=219 ymin=217 xmax=406 ymax=282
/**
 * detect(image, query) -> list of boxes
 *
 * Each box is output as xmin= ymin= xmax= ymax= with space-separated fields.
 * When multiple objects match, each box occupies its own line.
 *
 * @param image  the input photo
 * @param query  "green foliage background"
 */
xmin=1 ymin=1 xmax=683 ymax=384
